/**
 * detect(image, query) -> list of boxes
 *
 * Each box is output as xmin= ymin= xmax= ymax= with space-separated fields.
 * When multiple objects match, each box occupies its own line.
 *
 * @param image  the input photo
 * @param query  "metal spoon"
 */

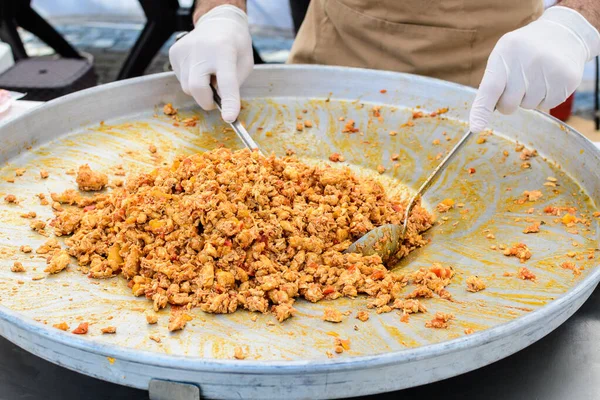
xmin=344 ymin=130 xmax=475 ymax=262
xmin=209 ymin=82 xmax=261 ymax=153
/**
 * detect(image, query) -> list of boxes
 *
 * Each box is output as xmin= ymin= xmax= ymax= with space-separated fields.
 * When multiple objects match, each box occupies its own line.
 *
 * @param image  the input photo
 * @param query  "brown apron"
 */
xmin=288 ymin=0 xmax=543 ymax=87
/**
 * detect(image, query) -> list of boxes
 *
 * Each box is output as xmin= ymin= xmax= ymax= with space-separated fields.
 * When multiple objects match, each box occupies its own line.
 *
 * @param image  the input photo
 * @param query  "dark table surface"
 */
xmin=1 ymin=286 xmax=599 ymax=400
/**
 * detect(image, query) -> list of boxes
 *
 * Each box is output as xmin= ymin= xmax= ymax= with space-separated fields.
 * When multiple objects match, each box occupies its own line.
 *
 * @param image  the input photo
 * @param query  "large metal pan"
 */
xmin=0 ymin=66 xmax=599 ymax=399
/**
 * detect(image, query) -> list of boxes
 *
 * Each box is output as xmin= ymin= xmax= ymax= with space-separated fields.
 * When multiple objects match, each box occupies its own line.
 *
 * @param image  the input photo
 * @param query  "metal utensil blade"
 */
xmin=210 ymin=83 xmax=261 ymax=153
xmin=345 ymin=130 xmax=474 ymax=262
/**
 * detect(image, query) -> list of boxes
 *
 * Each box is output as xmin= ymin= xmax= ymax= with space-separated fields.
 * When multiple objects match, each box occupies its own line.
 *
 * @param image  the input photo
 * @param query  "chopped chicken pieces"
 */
xmin=518 ymin=267 xmax=536 ymax=281
xmin=504 ymin=243 xmax=532 ymax=263
xmin=466 ymin=276 xmax=486 ymax=292
xmin=76 ymin=164 xmax=108 ymax=191
xmin=409 ymin=264 xmax=454 ymax=299
xmin=425 ymin=312 xmax=454 ymax=329
xmin=44 ymin=250 xmax=70 ymax=274
xmin=43 ymin=149 xmax=434 ymax=328
xmin=72 ymin=322 xmax=89 ymax=334
xmin=323 ymin=308 xmax=343 ymax=323
xmin=11 ymin=262 xmax=25 ymax=273
xmin=356 ymin=311 xmax=370 ymax=322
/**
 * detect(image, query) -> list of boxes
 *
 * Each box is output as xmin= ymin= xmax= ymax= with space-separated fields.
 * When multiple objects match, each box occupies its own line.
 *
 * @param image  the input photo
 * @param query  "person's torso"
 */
xmin=289 ymin=0 xmax=544 ymax=86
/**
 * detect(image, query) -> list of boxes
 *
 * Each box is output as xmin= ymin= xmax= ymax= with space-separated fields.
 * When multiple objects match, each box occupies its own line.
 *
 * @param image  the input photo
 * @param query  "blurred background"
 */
xmin=0 ymin=0 xmax=597 ymax=128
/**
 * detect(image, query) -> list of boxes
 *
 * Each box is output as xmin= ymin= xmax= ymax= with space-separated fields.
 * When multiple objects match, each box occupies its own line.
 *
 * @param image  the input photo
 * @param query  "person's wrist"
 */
xmin=193 ymin=3 xmax=247 ymax=25
xmin=541 ymin=6 xmax=600 ymax=61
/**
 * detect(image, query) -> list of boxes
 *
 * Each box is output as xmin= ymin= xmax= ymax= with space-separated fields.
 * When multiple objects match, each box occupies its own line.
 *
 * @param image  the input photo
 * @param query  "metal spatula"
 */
xmin=344 ymin=129 xmax=475 ymax=262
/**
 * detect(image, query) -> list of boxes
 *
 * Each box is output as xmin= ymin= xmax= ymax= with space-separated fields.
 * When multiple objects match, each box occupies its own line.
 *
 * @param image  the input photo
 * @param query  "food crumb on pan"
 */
xmin=149 ymin=335 xmax=161 ymax=343
xmin=11 ymin=261 xmax=25 ymax=273
xmin=466 ymin=276 xmax=485 ymax=292
xmin=561 ymin=261 xmax=581 ymax=276
xmin=523 ymin=222 xmax=541 ymax=234
xmin=377 ymin=165 xmax=386 ymax=174
xmin=464 ymin=327 xmax=475 ymax=335
xmin=323 ymin=308 xmax=343 ymax=323
xmin=76 ymin=165 xmax=108 ymax=191
xmin=72 ymin=322 xmax=89 ymax=334
xmin=20 ymin=211 xmax=37 ymax=219
xmin=168 ymin=313 xmax=192 ymax=332
xmin=517 ymin=267 xmax=536 ymax=281
xmin=504 ymin=243 xmax=532 ymax=262
xmin=40 ymin=169 xmax=49 ymax=179
xmin=329 ymin=152 xmax=344 ymax=162
xmin=163 ymin=103 xmax=177 ymax=116
xmin=234 ymin=346 xmax=247 ymax=360
xmin=392 ymin=299 xmax=427 ymax=314
xmin=101 ymin=326 xmax=117 ymax=334
xmin=342 ymin=119 xmax=359 ymax=133
xmin=36 ymin=238 xmax=60 ymax=254
xmin=146 ymin=313 xmax=158 ymax=325
xmin=355 ymin=310 xmax=369 ymax=322
xmin=53 ymin=322 xmax=69 ymax=331
xmin=44 ymin=250 xmax=70 ymax=274
xmin=4 ymin=194 xmax=17 ymax=203
xmin=516 ymin=190 xmax=543 ymax=204
xmin=20 ymin=245 xmax=32 ymax=253
xmin=436 ymin=198 xmax=454 ymax=213
xmin=425 ymin=312 xmax=454 ymax=329
xmin=149 ymin=144 xmax=157 ymax=154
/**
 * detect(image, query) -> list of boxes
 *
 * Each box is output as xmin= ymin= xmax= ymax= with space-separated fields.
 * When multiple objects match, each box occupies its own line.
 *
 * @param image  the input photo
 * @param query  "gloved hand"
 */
xmin=470 ymin=6 xmax=600 ymax=133
xmin=169 ymin=5 xmax=254 ymax=123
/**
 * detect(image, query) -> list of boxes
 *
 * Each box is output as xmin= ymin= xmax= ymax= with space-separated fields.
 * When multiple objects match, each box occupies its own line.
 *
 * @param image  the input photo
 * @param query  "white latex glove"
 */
xmin=169 ymin=5 xmax=253 ymax=123
xmin=470 ymin=6 xmax=600 ymax=133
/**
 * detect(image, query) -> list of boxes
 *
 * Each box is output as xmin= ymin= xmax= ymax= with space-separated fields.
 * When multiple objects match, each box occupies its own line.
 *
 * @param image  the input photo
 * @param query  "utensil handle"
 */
xmin=415 ymin=130 xmax=474 ymax=197
xmin=401 ymin=130 xmax=474 ymax=237
xmin=209 ymin=82 xmax=261 ymax=152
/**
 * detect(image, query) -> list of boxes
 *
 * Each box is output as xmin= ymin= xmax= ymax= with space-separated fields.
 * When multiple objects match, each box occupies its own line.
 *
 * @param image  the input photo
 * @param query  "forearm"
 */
xmin=560 ymin=0 xmax=600 ymax=30
xmin=193 ymin=0 xmax=246 ymax=23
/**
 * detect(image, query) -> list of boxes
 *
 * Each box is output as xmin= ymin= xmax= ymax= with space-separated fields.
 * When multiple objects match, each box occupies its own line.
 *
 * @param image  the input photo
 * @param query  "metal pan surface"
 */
xmin=0 ymin=65 xmax=599 ymax=399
